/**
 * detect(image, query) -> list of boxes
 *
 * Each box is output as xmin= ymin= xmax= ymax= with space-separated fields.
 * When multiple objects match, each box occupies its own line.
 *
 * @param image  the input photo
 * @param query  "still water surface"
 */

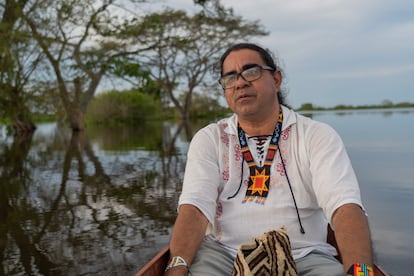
xmin=0 ymin=109 xmax=413 ymax=275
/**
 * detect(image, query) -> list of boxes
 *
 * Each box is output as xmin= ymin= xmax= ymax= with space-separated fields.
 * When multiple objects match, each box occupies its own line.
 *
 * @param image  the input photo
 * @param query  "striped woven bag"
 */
xmin=232 ymin=227 xmax=297 ymax=276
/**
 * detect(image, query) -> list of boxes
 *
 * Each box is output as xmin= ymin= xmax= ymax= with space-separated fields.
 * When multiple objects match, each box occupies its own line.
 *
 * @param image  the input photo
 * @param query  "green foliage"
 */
xmin=2 ymin=0 xmax=271 ymax=128
xmin=189 ymin=93 xmax=230 ymax=119
xmin=86 ymin=88 xmax=163 ymax=124
xmin=395 ymin=102 xmax=413 ymax=108
xmin=108 ymin=57 xmax=162 ymax=98
xmin=296 ymin=100 xmax=414 ymax=111
xmin=297 ymin=102 xmax=315 ymax=111
xmin=333 ymin=104 xmax=353 ymax=110
xmin=135 ymin=6 xmax=268 ymax=120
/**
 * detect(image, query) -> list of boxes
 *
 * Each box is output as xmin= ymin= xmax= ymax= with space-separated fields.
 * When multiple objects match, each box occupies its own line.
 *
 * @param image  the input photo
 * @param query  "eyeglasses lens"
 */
xmin=220 ymin=66 xmax=262 ymax=89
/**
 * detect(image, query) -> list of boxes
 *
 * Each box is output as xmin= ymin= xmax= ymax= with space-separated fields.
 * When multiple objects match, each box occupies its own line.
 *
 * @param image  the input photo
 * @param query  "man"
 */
xmin=164 ymin=43 xmax=373 ymax=275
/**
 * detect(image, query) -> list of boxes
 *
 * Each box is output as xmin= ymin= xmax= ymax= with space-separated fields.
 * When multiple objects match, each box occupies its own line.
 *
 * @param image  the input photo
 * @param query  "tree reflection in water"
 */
xmin=0 ymin=121 xmax=193 ymax=275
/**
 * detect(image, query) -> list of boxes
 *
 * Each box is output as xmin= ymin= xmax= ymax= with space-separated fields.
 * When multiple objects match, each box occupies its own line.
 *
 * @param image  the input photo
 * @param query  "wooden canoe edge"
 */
xmin=374 ymin=264 xmax=389 ymax=276
xmin=135 ymin=245 xmax=170 ymax=276
xmin=136 ymin=244 xmax=387 ymax=276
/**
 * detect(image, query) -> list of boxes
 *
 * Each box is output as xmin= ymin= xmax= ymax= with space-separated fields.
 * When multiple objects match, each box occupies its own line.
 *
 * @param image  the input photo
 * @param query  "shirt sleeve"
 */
xmin=178 ymin=125 xmax=220 ymax=224
xmin=305 ymin=121 xmax=364 ymax=224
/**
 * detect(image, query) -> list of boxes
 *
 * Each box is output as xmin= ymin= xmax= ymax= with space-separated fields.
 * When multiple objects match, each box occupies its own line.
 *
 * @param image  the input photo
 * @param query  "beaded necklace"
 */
xmin=237 ymin=108 xmax=283 ymax=204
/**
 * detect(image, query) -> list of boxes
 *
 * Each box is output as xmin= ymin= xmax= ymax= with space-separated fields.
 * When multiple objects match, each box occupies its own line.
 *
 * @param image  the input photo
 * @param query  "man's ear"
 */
xmin=273 ymin=70 xmax=282 ymax=88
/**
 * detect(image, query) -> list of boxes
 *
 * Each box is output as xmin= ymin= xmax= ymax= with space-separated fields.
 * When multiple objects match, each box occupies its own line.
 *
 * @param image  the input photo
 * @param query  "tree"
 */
xmin=381 ymin=99 xmax=393 ymax=107
xmin=4 ymin=0 xmax=268 ymax=130
xmin=187 ymin=92 xmax=229 ymax=119
xmin=0 ymin=0 xmax=42 ymax=134
xmin=22 ymin=0 xmax=159 ymax=131
xmin=298 ymin=102 xmax=314 ymax=111
xmin=135 ymin=6 xmax=268 ymax=121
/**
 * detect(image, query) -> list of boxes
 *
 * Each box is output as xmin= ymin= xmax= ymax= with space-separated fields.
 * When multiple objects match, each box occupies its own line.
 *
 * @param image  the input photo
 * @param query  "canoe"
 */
xmin=136 ymin=245 xmax=170 ymax=276
xmin=137 ymin=227 xmax=388 ymax=276
xmin=136 ymin=245 xmax=388 ymax=276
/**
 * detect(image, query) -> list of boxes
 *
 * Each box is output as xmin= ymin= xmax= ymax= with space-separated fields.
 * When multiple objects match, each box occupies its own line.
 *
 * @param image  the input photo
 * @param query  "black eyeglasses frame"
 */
xmin=218 ymin=64 xmax=275 ymax=89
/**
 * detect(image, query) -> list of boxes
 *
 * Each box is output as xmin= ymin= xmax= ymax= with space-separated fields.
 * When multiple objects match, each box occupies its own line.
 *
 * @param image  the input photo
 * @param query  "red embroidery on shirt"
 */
xmin=220 ymin=123 xmax=229 ymax=146
xmin=282 ymin=126 xmax=291 ymax=140
xmin=277 ymin=162 xmax=286 ymax=176
xmin=276 ymin=138 xmax=288 ymax=177
xmin=215 ymin=202 xmax=223 ymax=218
xmin=222 ymin=169 xmax=229 ymax=181
xmin=234 ymin=143 xmax=242 ymax=161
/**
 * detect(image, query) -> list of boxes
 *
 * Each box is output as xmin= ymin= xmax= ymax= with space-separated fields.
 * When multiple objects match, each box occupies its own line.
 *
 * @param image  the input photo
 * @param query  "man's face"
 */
xmin=221 ymin=49 xmax=282 ymax=120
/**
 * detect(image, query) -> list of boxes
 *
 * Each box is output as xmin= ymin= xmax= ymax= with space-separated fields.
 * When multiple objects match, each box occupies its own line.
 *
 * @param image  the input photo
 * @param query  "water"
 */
xmin=304 ymin=109 xmax=414 ymax=276
xmin=0 ymin=109 xmax=413 ymax=275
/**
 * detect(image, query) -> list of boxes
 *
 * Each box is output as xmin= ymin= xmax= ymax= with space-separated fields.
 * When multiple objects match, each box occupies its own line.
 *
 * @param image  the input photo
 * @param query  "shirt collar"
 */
xmin=224 ymin=105 xmax=296 ymax=135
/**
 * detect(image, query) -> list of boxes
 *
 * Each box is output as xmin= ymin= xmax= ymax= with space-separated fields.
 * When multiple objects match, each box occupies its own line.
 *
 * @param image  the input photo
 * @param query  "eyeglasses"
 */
xmin=219 ymin=65 xmax=275 ymax=89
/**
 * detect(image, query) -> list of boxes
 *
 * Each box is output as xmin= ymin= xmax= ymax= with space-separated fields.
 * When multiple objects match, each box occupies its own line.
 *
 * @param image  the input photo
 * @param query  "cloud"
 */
xmin=150 ymin=0 xmax=414 ymax=106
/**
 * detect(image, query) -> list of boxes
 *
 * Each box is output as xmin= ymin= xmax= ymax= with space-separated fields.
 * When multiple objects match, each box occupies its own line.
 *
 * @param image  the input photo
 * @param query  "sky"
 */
xmin=162 ymin=0 xmax=414 ymax=108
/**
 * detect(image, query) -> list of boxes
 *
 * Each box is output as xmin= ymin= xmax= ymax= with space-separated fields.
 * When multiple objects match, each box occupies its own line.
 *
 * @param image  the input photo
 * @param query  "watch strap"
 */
xmin=165 ymin=256 xmax=188 ymax=272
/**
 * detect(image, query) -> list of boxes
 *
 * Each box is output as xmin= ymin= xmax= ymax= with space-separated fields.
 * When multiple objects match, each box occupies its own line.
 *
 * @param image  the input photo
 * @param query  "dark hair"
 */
xmin=218 ymin=42 xmax=288 ymax=106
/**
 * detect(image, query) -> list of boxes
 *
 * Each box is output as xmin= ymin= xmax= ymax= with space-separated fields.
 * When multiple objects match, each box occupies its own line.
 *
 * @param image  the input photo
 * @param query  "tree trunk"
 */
xmin=11 ymin=100 xmax=37 ymax=135
xmin=69 ymin=109 xmax=85 ymax=131
xmin=12 ymin=119 xmax=36 ymax=135
xmin=180 ymin=109 xmax=190 ymax=121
